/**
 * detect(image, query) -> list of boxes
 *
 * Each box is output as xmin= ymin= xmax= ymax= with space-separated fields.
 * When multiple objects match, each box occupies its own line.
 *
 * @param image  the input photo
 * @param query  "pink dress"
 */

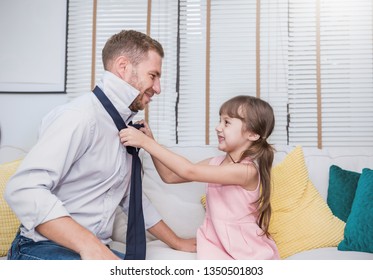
xmin=196 ymin=156 xmax=279 ymax=260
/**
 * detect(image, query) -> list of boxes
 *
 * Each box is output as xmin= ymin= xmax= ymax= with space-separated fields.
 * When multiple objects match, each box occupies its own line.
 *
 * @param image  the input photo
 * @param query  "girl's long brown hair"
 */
xmin=219 ymin=95 xmax=275 ymax=237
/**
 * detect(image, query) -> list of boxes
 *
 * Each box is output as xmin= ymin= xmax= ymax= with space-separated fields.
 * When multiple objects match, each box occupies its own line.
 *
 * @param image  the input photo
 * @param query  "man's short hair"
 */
xmin=102 ymin=30 xmax=164 ymax=70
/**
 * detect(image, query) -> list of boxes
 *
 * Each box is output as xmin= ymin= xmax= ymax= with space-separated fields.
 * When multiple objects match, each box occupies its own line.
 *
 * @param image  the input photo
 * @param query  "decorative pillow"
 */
xmin=201 ymin=194 xmax=206 ymax=209
xmin=327 ymin=165 xmax=360 ymax=222
xmin=269 ymin=146 xmax=345 ymax=259
xmin=0 ymin=159 xmax=21 ymax=256
xmin=338 ymin=168 xmax=373 ymax=253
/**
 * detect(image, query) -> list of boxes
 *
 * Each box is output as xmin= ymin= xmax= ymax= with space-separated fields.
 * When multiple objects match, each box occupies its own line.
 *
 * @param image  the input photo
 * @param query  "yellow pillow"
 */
xmin=201 ymin=194 xmax=206 ymax=209
xmin=269 ymin=146 xmax=345 ymax=259
xmin=0 ymin=159 xmax=22 ymax=257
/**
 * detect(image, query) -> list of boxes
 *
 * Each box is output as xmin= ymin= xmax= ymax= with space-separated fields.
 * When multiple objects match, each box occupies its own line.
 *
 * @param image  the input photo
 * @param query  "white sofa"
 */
xmin=1 ymin=145 xmax=373 ymax=260
xmin=111 ymin=145 xmax=373 ymax=260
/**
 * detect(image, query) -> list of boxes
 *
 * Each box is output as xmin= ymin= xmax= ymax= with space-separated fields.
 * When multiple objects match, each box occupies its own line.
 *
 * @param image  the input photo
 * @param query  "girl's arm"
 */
xmin=150 ymin=154 xmax=210 ymax=184
xmin=120 ymin=127 xmax=258 ymax=190
xmin=134 ymin=121 xmax=190 ymax=183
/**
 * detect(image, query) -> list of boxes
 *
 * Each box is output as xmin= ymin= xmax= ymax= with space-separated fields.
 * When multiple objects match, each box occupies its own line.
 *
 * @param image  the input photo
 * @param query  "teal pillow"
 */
xmin=338 ymin=168 xmax=373 ymax=253
xmin=327 ymin=165 xmax=360 ymax=222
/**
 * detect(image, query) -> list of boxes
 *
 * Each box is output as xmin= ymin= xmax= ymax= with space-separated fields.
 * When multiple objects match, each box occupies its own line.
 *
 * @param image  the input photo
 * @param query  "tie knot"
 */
xmin=129 ymin=123 xmax=144 ymax=130
xmin=126 ymin=146 xmax=138 ymax=155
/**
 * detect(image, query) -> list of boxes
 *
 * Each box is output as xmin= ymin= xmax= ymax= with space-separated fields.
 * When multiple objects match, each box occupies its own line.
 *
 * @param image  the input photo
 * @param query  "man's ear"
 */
xmin=113 ymin=56 xmax=131 ymax=79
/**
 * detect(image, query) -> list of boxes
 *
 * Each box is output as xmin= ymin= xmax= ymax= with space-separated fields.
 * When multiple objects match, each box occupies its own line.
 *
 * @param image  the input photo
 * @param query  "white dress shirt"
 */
xmin=5 ymin=71 xmax=161 ymax=243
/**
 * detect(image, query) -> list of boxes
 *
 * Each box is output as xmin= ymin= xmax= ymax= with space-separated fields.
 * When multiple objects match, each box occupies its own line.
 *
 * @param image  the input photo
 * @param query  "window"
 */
xmin=66 ymin=0 xmax=373 ymax=147
xmin=288 ymin=0 xmax=373 ymax=147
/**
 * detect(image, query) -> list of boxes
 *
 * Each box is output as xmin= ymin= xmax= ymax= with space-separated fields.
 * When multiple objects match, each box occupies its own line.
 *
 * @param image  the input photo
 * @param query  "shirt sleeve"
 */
xmin=4 ymin=107 xmax=95 ymax=231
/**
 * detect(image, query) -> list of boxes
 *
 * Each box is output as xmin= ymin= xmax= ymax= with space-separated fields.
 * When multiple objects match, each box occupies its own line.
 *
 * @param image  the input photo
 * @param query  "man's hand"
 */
xmin=36 ymin=216 xmax=121 ymax=260
xmin=147 ymin=220 xmax=197 ymax=253
xmin=79 ymin=241 xmax=121 ymax=260
xmin=173 ymin=237 xmax=197 ymax=253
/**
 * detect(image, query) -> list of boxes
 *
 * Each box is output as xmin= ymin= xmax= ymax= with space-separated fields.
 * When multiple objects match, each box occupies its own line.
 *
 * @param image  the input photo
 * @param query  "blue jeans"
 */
xmin=7 ymin=232 xmax=125 ymax=260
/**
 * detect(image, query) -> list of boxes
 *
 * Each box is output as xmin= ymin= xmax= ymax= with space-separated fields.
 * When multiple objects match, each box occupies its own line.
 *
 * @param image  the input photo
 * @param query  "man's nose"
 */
xmin=153 ymin=78 xmax=161 ymax=94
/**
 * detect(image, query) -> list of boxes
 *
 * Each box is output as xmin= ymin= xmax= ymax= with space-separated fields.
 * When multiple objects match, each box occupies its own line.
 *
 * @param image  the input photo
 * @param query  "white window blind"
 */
xmin=178 ymin=0 xmax=289 ymax=145
xmin=288 ymin=0 xmax=318 ymax=146
xmin=288 ymin=0 xmax=373 ymax=147
xmin=66 ymin=0 xmax=373 ymax=147
xmin=177 ymin=0 xmax=207 ymax=144
xmin=208 ymin=1 xmax=257 ymax=146
xmin=66 ymin=0 xmax=93 ymax=99
xmin=260 ymin=0 xmax=289 ymax=145
xmin=65 ymin=0 xmax=295 ymax=146
xmin=147 ymin=1 xmax=179 ymax=145
xmin=320 ymin=0 xmax=373 ymax=147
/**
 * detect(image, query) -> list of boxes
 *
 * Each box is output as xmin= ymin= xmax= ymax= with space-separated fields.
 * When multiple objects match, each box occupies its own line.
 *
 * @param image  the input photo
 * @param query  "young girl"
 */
xmin=119 ymin=95 xmax=279 ymax=260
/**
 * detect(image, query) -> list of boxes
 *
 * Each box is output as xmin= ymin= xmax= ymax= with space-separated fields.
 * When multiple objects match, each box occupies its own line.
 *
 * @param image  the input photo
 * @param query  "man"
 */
xmin=5 ymin=30 xmax=196 ymax=260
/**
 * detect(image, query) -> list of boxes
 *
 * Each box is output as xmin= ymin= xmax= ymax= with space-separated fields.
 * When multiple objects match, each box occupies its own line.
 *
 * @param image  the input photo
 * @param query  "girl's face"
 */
xmin=215 ymin=114 xmax=249 ymax=153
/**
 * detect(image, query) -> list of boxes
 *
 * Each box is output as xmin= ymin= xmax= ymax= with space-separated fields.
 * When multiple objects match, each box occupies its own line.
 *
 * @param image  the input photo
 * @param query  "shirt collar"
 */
xmin=96 ymin=71 xmax=139 ymax=122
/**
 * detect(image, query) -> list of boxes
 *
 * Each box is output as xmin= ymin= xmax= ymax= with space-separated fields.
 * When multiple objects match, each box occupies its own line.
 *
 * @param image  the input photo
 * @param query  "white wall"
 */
xmin=0 ymin=0 xmax=67 ymax=93
xmin=0 ymin=94 xmax=67 ymax=151
xmin=0 ymin=0 xmax=68 ymax=155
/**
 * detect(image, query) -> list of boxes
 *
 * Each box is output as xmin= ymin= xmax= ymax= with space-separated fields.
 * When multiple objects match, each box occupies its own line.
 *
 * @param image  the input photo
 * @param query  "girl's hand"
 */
xmin=135 ymin=119 xmax=154 ymax=139
xmin=119 ymin=126 xmax=148 ymax=148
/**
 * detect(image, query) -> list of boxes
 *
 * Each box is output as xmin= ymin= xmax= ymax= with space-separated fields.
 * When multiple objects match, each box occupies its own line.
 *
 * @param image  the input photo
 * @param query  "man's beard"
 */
xmin=128 ymin=72 xmax=143 ymax=112
xmin=129 ymin=95 xmax=144 ymax=112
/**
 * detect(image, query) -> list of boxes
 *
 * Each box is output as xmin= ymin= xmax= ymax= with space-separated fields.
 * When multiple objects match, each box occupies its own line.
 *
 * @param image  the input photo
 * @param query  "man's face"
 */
xmin=127 ymin=50 xmax=162 ymax=111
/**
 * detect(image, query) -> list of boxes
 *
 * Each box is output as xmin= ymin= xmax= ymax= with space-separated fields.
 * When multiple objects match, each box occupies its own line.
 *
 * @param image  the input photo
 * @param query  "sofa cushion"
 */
xmin=338 ymin=168 xmax=373 ymax=253
xmin=286 ymin=246 xmax=373 ymax=260
xmin=0 ymin=159 xmax=21 ymax=257
xmin=200 ymin=194 xmax=206 ymax=209
xmin=269 ymin=146 xmax=345 ymax=259
xmin=327 ymin=165 xmax=360 ymax=222
xmin=290 ymin=147 xmax=373 ymax=201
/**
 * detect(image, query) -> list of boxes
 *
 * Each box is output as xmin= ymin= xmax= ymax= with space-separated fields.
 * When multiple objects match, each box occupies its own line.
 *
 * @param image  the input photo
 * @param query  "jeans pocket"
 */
xmin=7 ymin=233 xmax=40 ymax=260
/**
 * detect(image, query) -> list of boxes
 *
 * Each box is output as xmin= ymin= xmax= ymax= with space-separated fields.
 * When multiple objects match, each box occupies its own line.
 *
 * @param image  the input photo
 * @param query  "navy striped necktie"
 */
xmin=93 ymin=86 xmax=146 ymax=260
